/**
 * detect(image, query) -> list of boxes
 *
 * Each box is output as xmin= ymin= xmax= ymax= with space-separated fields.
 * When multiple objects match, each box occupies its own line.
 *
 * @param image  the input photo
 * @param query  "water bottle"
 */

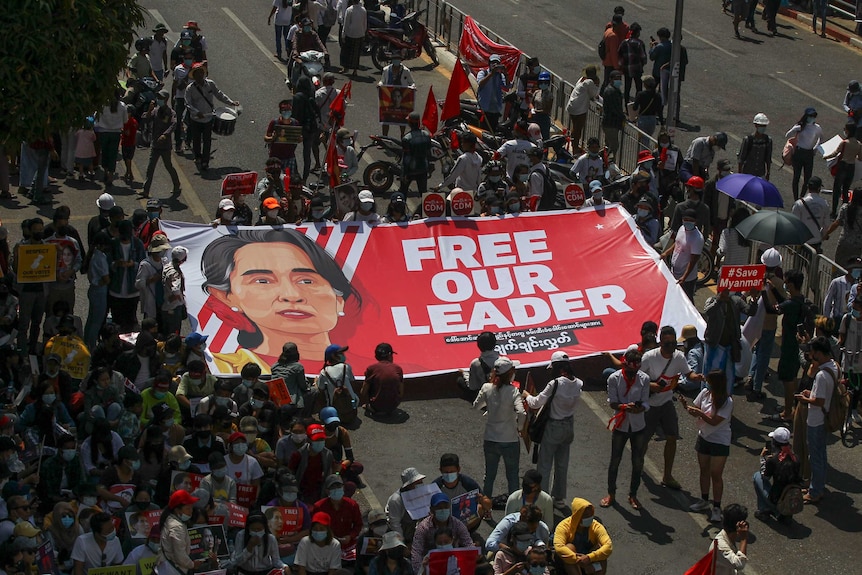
xmin=106 ymin=311 xmax=113 ymax=324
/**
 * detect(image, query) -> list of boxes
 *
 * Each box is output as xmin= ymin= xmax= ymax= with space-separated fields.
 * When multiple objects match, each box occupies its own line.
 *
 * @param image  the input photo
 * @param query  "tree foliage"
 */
xmin=0 ymin=0 xmax=146 ymax=145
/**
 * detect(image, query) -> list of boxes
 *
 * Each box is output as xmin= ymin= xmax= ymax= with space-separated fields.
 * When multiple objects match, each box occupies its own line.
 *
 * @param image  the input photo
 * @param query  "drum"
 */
xmin=212 ymin=107 xmax=237 ymax=136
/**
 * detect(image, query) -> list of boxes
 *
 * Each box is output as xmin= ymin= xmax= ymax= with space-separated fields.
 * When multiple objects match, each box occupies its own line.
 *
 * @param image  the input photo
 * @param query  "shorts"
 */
xmin=732 ymin=0 xmax=747 ymax=16
xmin=644 ymin=400 xmax=680 ymax=437
xmin=695 ymin=435 xmax=730 ymax=457
xmin=74 ymin=157 xmax=93 ymax=167
xmin=121 ymin=146 xmax=136 ymax=160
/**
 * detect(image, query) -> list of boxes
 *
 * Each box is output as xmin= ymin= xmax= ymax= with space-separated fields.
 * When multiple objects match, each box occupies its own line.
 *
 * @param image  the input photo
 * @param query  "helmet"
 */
xmin=537 ymin=71 xmax=551 ymax=82
xmin=134 ymin=38 xmax=152 ymax=52
xmin=849 ymin=80 xmax=860 ymax=93
xmin=527 ymin=123 xmax=542 ymax=142
xmin=761 ymin=248 xmax=782 ymax=268
xmin=753 ymin=113 xmax=769 ymax=126
xmin=485 ymin=160 xmax=503 ymax=174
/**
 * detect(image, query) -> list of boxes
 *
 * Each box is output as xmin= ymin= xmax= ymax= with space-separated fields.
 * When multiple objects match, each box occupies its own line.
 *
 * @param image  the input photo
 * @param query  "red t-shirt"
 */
xmin=289 ymin=449 xmax=324 ymax=502
xmin=311 ymin=496 xmax=363 ymax=545
xmin=121 ymin=117 xmax=139 ymax=147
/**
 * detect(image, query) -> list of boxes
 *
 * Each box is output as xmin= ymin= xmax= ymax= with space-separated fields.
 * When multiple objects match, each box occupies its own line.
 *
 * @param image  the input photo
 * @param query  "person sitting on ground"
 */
xmin=492 ymin=521 xmax=534 ymax=575
xmin=504 ymin=470 xmax=554 ymax=529
xmin=410 ymin=493 xmax=472 ymax=573
xmin=485 ymin=504 xmax=549 ymax=554
xmin=361 ymin=342 xmax=404 ymax=416
xmin=552 ymin=498 xmax=612 ymax=575
xmin=311 ymin=475 xmax=363 ymax=553
xmin=432 ymin=453 xmax=492 ymax=533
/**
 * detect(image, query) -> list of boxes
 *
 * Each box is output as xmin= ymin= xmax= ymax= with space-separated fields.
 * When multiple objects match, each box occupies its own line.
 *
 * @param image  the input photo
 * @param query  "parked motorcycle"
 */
xmin=368 ymin=9 xmax=438 ymax=70
xmin=359 ymin=134 xmax=447 ymax=193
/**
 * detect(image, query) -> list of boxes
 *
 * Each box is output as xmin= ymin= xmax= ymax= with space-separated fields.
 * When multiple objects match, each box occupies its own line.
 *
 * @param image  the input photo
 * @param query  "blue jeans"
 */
xmin=637 ymin=115 xmax=657 ymax=149
xmin=753 ymin=471 xmax=777 ymax=514
xmin=812 ymin=0 xmax=827 ymax=34
xmin=807 ymin=424 xmax=827 ymax=497
xmin=84 ymin=286 xmax=108 ymax=350
xmin=275 ymin=24 xmax=290 ymax=58
xmin=748 ymin=329 xmax=776 ymax=392
xmin=705 ymin=343 xmax=736 ymax=394
xmin=483 ymin=440 xmax=520 ymax=496
xmin=537 ymin=417 xmax=574 ymax=499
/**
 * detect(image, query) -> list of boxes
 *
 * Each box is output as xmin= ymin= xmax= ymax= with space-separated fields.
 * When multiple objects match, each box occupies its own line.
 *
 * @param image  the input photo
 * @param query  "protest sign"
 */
xmin=402 ymin=483 xmax=442 ymax=520
xmin=36 ymin=540 xmax=61 ymax=575
xmin=378 ymin=85 xmax=416 ymax=125
xmin=221 ymin=172 xmax=259 ymax=196
xmin=188 ymin=524 xmax=230 ymax=560
xmin=105 ymin=484 xmax=135 ymax=511
xmin=125 ymin=509 xmax=162 ymax=540
xmin=15 ymin=243 xmax=57 ymax=283
xmin=718 ymin=264 xmax=765 ymax=292
xmin=266 ymin=378 xmax=292 ymax=406
xmin=236 ymin=483 xmax=259 ymax=508
xmin=360 ymin=537 xmax=382 ymax=556
xmin=139 ymin=557 xmax=158 ymax=575
xmin=262 ymin=506 xmax=302 ymax=537
xmin=87 ymin=566 xmax=135 ymax=575
xmin=171 ymin=471 xmax=204 ymax=493
xmin=427 ymin=548 xmax=479 ymax=575
xmin=450 ymin=489 xmax=479 ymax=525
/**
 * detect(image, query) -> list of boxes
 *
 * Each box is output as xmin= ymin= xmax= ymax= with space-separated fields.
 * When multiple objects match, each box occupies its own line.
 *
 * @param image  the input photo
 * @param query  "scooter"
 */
xmin=367 ymin=9 xmax=438 ymax=70
xmin=359 ymin=134 xmax=447 ymax=193
xmin=123 ymin=77 xmax=161 ymax=146
xmin=287 ymin=50 xmax=327 ymax=89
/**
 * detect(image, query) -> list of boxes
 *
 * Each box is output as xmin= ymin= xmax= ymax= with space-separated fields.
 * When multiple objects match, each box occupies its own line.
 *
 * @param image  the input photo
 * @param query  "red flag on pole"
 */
xmin=330 ymin=80 xmax=352 ymax=128
xmin=422 ymin=86 xmax=439 ymax=135
xmin=325 ymin=129 xmax=341 ymax=189
xmin=441 ymin=59 xmax=471 ymax=121
xmin=683 ymin=540 xmax=717 ymax=575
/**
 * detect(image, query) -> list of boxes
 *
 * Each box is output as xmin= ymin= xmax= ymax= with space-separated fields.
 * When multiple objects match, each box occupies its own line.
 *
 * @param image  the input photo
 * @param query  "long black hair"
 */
xmin=245 ymin=512 xmax=272 ymax=555
xmin=201 ymin=229 xmax=361 ymax=348
xmin=729 ymin=207 xmax=750 ymax=248
xmin=848 ymin=187 xmax=862 ymax=230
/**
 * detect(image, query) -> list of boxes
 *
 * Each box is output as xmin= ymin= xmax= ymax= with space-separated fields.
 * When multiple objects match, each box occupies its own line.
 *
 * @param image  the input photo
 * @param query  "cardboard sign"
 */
xmin=262 ymin=506 xmax=302 ymax=536
xmin=448 ymin=189 xmax=476 ymax=217
xmin=564 ymin=183 xmax=585 ymax=208
xmin=236 ymin=483 xmax=259 ymax=508
xmin=427 ymin=548 xmax=479 ymax=575
xmin=378 ymin=85 xmax=416 ymax=126
xmin=718 ymin=264 xmax=765 ymax=292
xmin=15 ymin=243 xmax=57 ymax=283
xmin=87 ymin=566 xmax=135 ymax=575
xmin=402 ymin=483 xmax=442 ymax=520
xmin=36 ymin=540 xmax=61 ymax=575
xmin=450 ymin=489 xmax=479 ymax=525
xmin=139 ymin=557 xmax=158 ymax=575
xmin=125 ymin=509 xmax=163 ymax=540
xmin=188 ymin=524 xmax=230 ymax=560
xmin=221 ymin=172 xmax=259 ymax=196
xmin=222 ymin=502 xmax=248 ymax=528
xmin=266 ymin=378 xmax=292 ymax=406
xmin=171 ymin=471 xmax=204 ymax=493
xmin=422 ymin=192 xmax=447 ymax=218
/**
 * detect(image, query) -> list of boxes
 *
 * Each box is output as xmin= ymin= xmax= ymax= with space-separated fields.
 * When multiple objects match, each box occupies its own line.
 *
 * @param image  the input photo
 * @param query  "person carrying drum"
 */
xmin=183 ymin=62 xmax=240 ymax=172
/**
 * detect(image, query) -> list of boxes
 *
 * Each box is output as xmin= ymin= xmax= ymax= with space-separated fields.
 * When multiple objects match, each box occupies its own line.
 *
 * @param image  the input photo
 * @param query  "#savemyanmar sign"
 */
xmin=161 ymin=206 xmax=704 ymax=378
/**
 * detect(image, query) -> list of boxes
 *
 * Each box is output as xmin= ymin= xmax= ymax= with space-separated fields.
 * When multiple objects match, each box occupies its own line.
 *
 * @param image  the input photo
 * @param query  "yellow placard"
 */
xmin=88 ymin=565 xmax=136 ymax=575
xmin=43 ymin=335 xmax=91 ymax=380
xmin=15 ymin=243 xmax=57 ymax=283
xmin=139 ymin=557 xmax=158 ymax=575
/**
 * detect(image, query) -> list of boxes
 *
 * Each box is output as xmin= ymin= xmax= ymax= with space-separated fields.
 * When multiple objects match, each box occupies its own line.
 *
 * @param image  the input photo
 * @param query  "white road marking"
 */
xmin=222 ymin=7 xmax=287 ymax=78
xmin=768 ymin=74 xmax=845 ymax=115
xmin=624 ymin=0 xmax=648 ymax=11
xmin=682 ymin=27 xmax=738 ymax=58
xmin=544 ymin=20 xmax=595 ymax=52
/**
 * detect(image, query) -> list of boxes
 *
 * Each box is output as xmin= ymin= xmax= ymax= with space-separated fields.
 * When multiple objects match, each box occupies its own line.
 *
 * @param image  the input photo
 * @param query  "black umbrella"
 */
xmin=734 ymin=209 xmax=813 ymax=246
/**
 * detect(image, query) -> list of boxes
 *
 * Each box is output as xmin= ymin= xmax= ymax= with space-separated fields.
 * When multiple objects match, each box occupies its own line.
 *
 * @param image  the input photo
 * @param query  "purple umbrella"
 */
xmin=716 ymin=173 xmax=784 ymax=208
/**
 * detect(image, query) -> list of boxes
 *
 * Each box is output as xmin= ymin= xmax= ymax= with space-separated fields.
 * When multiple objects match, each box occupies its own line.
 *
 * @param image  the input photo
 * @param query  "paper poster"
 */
xmin=421 ymin=192 xmax=447 ymax=218
xmin=262 ymin=506 xmax=302 ymax=536
xmin=450 ymin=489 xmax=479 ymax=525
xmin=125 ymin=509 xmax=162 ymax=540
xmin=105 ymin=484 xmax=136 ymax=510
xmin=171 ymin=471 xmax=204 ymax=493
xmin=36 ymin=540 xmax=61 ymax=575
xmin=15 ymin=243 xmax=57 ymax=283
xmin=222 ymin=172 xmax=259 ymax=196
xmin=333 ymin=182 xmax=359 ymax=220
xmin=378 ymin=85 xmax=416 ymax=125
xmin=564 ymin=183 xmax=585 ymax=208
xmin=447 ymin=189 xmax=477 ymax=217
xmin=402 ymin=483 xmax=442 ymax=520
xmin=236 ymin=483 xmax=259 ymax=509
xmin=188 ymin=524 xmax=230 ymax=560
xmin=47 ymin=237 xmax=79 ymax=280
xmin=219 ymin=502 xmax=248 ymax=528
xmin=718 ymin=264 xmax=765 ymax=292
xmin=139 ymin=557 xmax=158 ymax=575
xmin=87 ymin=566 xmax=135 ymax=575
xmin=266 ymin=378 xmax=292 ymax=407
xmin=42 ymin=334 xmax=91 ymax=379
xmin=360 ymin=537 xmax=382 ymax=555
xmin=427 ymin=548 xmax=479 ymax=575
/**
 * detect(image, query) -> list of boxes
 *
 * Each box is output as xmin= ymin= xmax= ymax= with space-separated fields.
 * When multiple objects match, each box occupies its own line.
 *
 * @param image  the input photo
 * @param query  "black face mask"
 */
xmin=56 ymin=225 xmax=69 ymax=237
xmin=30 ymin=232 xmax=43 ymax=241
xmin=196 ymin=430 xmax=211 ymax=441
xmin=661 ymin=342 xmax=676 ymax=352
xmin=386 ymin=549 xmax=403 ymax=560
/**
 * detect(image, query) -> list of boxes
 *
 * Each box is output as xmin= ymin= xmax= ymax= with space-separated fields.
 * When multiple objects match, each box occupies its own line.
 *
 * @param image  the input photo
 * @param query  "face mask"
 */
xmin=177 ymin=459 xmax=191 ymax=471
xmin=311 ymin=530 xmax=327 ymax=542
xmin=148 ymin=542 xmax=160 ymax=553
xmin=329 ymin=488 xmax=344 ymax=501
xmin=538 ymin=83 xmax=549 ymax=90
xmin=196 ymin=430 xmax=211 ymax=441
xmin=488 ymin=175 xmax=502 ymax=183
xmin=215 ymin=396 xmax=229 ymax=406
xmin=242 ymin=379 xmax=255 ymax=388
xmin=188 ymin=377 xmax=202 ymax=386
xmin=490 ymin=206 xmax=503 ymax=215
xmin=434 ymin=508 xmax=450 ymax=522
xmin=441 ymin=472 xmax=458 ymax=484
xmin=592 ymin=193 xmax=603 ymax=202
xmin=153 ymin=391 xmax=166 ymax=400
xmin=509 ymin=203 xmax=521 ymax=212
xmin=515 ymin=540 xmax=530 ymax=552
xmin=31 ymin=232 xmax=44 ymax=242
xmin=184 ymin=59 xmax=194 ymax=67
xmin=46 ymin=368 xmax=59 ymax=378
xmin=580 ymin=516 xmax=594 ymax=528
xmin=659 ymin=141 xmax=669 ymax=149
xmin=311 ymin=440 xmax=325 ymax=453
xmin=683 ymin=222 xmax=695 ymax=231
xmin=312 ymin=209 xmax=326 ymax=219
xmin=212 ymin=468 xmax=227 ymax=479
xmin=148 ymin=212 xmax=160 ymax=221
xmin=249 ymin=399 xmax=261 ymax=409
xmin=852 ymin=269 xmax=862 ymax=279
xmin=130 ymin=460 xmax=141 ymax=471
xmin=588 ymin=151 xmax=599 ymax=159
xmin=518 ymin=173 xmax=529 ymax=183
xmin=637 ymin=208 xmax=650 ymax=218
xmin=806 ymin=117 xmax=816 ymax=124
xmin=282 ymin=491 xmax=298 ymax=503
xmin=60 ymin=516 xmax=75 ymax=529
xmin=105 ymin=530 xmax=117 ymax=541
xmin=852 ymin=309 xmax=861 ymax=319
xmin=82 ymin=496 xmax=98 ymax=507
xmin=756 ymin=126 xmax=767 ymax=134
xmin=62 ymin=449 xmax=76 ymax=462
xmin=530 ymin=567 xmax=545 ymax=575
xmin=178 ymin=512 xmax=191 ymax=522
xmin=267 ymin=209 xmax=279 ymax=218
xmin=372 ymin=525 xmax=387 ymax=536
xmin=249 ymin=529 xmax=265 ymax=538
xmin=437 ymin=543 xmax=453 ymax=551
xmin=43 ymin=394 xmax=56 ymax=405
xmin=303 ymin=26 xmax=312 ymax=32
xmin=280 ymin=110 xmax=292 ymax=120
xmin=233 ymin=443 xmax=248 ymax=455
xmin=392 ymin=60 xmax=401 ymax=67
xmin=291 ymin=433 xmax=307 ymax=444
xmin=613 ymin=80 xmax=622 ymax=89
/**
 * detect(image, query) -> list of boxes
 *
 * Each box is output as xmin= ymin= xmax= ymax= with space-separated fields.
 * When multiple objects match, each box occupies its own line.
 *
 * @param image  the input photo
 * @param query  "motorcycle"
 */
xmin=288 ymin=50 xmax=327 ymax=89
xmin=123 ymin=76 xmax=161 ymax=146
xmin=367 ymin=9 xmax=438 ymax=70
xmin=359 ymin=134 xmax=447 ymax=193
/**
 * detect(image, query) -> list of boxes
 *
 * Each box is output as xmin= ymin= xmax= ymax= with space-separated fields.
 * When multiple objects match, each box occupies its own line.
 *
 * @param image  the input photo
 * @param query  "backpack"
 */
xmin=292 ymin=91 xmax=321 ymax=131
xmin=320 ymin=365 xmax=357 ymax=425
xmin=776 ymin=484 xmax=804 ymax=516
xmin=597 ymin=37 xmax=607 ymax=60
xmin=782 ymin=136 xmax=797 ymax=166
xmin=537 ymin=164 xmax=559 ymax=211
xmin=822 ymin=369 xmax=850 ymax=433
xmin=322 ymin=0 xmax=338 ymax=27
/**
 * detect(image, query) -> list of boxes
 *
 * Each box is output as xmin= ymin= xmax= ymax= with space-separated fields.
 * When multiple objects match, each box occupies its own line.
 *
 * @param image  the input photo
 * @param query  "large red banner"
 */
xmin=458 ymin=16 xmax=522 ymax=82
xmin=162 ymin=207 xmax=704 ymax=378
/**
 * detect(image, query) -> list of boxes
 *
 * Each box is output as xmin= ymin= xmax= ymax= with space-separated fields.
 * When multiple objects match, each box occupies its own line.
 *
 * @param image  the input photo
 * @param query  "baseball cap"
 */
xmin=146 ymin=198 xmax=162 ymax=209
xmin=324 ymin=474 xmax=344 ymax=489
xmin=227 ymin=431 xmax=247 ymax=444
xmin=240 ymin=416 xmax=258 ymax=432
xmin=808 ymin=176 xmax=823 ymax=189
xmin=430 ymin=492 xmax=450 ymax=507
xmin=263 ymin=197 xmax=280 ymax=210
xmin=358 ymin=190 xmax=375 ymax=205
xmin=184 ymin=20 xmax=200 ymax=30
xmin=153 ymin=23 xmax=168 ymax=33
xmin=637 ymin=150 xmax=654 ymax=164
xmin=171 ymin=246 xmax=188 ymax=262
xmin=686 ymin=176 xmax=705 ymax=190
xmin=324 ymin=344 xmax=348 ymax=360
xmin=320 ymin=406 xmax=340 ymax=425
xmin=400 ymin=467 xmax=425 ymax=488
xmin=589 ymin=180 xmax=603 ymax=193
xmin=307 ymin=424 xmax=326 ymax=441
xmin=150 ymin=403 xmax=174 ymax=422
xmin=804 ymin=106 xmax=817 ymax=116
xmin=526 ymin=146 xmax=543 ymax=157
xmin=185 ymin=332 xmax=208 ymax=347
xmin=168 ymin=445 xmax=193 ymax=464
xmin=489 ymin=54 xmax=501 ymax=63
xmin=312 ymin=511 xmax=331 ymax=526
xmin=768 ymin=427 xmax=791 ymax=444
xmin=168 ymin=489 xmax=199 ymax=509
xmin=368 ymin=509 xmax=387 ymax=525
xmin=375 ymin=342 xmax=396 ymax=356
xmin=218 ymin=198 xmax=235 ymax=211
xmin=761 ymin=248 xmax=782 ymax=267
xmin=494 ymin=356 xmax=519 ymax=374
xmin=547 ymin=350 xmax=570 ymax=368
xmin=12 ymin=522 xmax=40 ymax=538
xmin=712 ymin=132 xmax=728 ymax=149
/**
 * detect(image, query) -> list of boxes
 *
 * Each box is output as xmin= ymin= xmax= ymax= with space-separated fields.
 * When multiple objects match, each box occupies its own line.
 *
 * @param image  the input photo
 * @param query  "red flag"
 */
xmin=684 ymin=541 xmax=717 ymax=575
xmin=330 ymin=80 xmax=351 ymax=128
xmin=325 ymin=129 xmax=340 ymax=188
xmin=422 ymin=86 xmax=439 ymax=134
xmin=441 ymin=59 xmax=471 ymax=121
xmin=284 ymin=166 xmax=291 ymax=189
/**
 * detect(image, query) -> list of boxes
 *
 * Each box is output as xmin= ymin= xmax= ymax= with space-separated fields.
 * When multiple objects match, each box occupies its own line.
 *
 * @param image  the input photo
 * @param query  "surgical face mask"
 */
xmin=178 ymin=512 xmax=191 ymax=522
xmin=312 ymin=209 xmax=327 ymax=219
xmin=281 ymin=110 xmax=292 ymax=120
xmin=683 ymin=221 xmax=695 ymax=231
xmin=148 ymin=542 xmax=160 ymax=553
xmin=177 ymin=459 xmax=191 ymax=471
xmin=42 ymin=394 xmax=56 ymax=405
xmin=242 ymin=379 xmax=254 ymax=388
xmin=60 ymin=516 xmax=75 ymax=529
xmin=637 ymin=208 xmax=650 ymax=218
xmin=588 ymin=151 xmax=599 ymax=159
xmin=529 ymin=566 xmax=545 ymax=575
xmin=233 ymin=443 xmax=248 ymax=455
xmin=303 ymin=26 xmax=312 ymax=32
xmin=130 ymin=460 xmax=141 ymax=471
xmin=104 ymin=530 xmax=117 ymax=541
xmin=580 ymin=516 xmax=594 ymax=528
xmin=82 ymin=496 xmax=98 ymax=507
xmin=311 ymin=530 xmax=327 ymax=542
xmin=441 ymin=472 xmax=458 ymax=484
xmin=660 ymin=141 xmax=669 ymax=149
xmin=392 ymin=59 xmax=401 ymax=67
xmin=852 ymin=269 xmax=862 ymax=279
xmin=515 ymin=540 xmax=530 ymax=552
xmin=249 ymin=529 xmax=265 ymax=538
xmin=46 ymin=368 xmax=59 ymax=378
xmin=188 ymin=377 xmax=202 ymax=386
xmin=806 ymin=117 xmax=816 ymax=124
xmin=153 ymin=391 xmax=166 ymax=400
xmin=249 ymin=399 xmax=261 ymax=409
xmin=212 ymin=468 xmax=227 ymax=479
xmin=62 ymin=449 xmax=77 ymax=462
xmin=437 ymin=543 xmax=453 ymax=551
xmin=488 ymin=175 xmax=502 ymax=183
xmin=311 ymin=440 xmax=325 ymax=453
xmin=291 ymin=433 xmax=307 ymax=444
xmin=157 ymin=98 xmax=166 ymax=106
xmin=329 ymin=488 xmax=344 ymax=501
xmin=372 ymin=525 xmax=387 ymax=536
xmin=508 ymin=202 xmax=521 ymax=212
xmin=267 ymin=209 xmax=279 ymax=218
xmin=756 ymin=126 xmax=767 ymax=134
xmin=148 ymin=212 xmax=160 ymax=221
xmin=613 ymin=80 xmax=622 ymax=89
xmin=518 ymin=173 xmax=529 ymax=183
xmin=434 ymin=508 xmax=450 ymax=522
xmin=184 ymin=59 xmax=193 ymax=67
xmin=852 ymin=309 xmax=861 ymax=319
xmin=538 ymin=83 xmax=549 ymax=90
xmin=282 ymin=491 xmax=298 ymax=503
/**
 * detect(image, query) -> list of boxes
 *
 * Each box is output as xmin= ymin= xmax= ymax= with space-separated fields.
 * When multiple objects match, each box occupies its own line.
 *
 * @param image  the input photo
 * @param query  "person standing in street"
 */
xmin=812 ymin=0 xmax=828 ymax=37
xmin=379 ymin=55 xmax=415 ymax=138
xmin=339 ymin=0 xmax=366 ymax=76
xmin=600 ymin=14 xmax=626 ymax=90
xmin=473 ymin=357 xmax=526 ymax=498
xmin=161 ymin=246 xmax=188 ymax=336
xmin=662 ymin=209 xmax=703 ymax=301
xmin=11 ymin=218 xmax=48 ymax=353
xmin=399 ymin=112 xmax=432 ymax=198
xmin=617 ymin=22 xmax=647 ymax=104
xmin=824 ymin=122 xmax=862 ymax=218
xmin=702 ymin=288 xmax=758 ymax=394
xmin=565 ymin=66 xmax=600 ymax=153
xmin=791 ymin=176 xmax=830 ymax=254
xmin=268 ymin=0 xmax=294 ymax=61
xmin=477 ymin=54 xmax=510 ymax=132
xmin=602 ymin=348 xmax=650 ymax=511
xmin=184 ymin=63 xmax=240 ymax=171
xmin=141 ymin=90 xmax=182 ymax=198
xmin=601 ymin=71 xmax=625 ymax=161
xmin=680 ymin=132 xmax=727 ymax=182
xmin=737 ymin=113 xmax=772 ymax=179
xmin=785 ymin=107 xmax=823 ymax=201
xmin=523 ymin=351 xmax=582 ymax=508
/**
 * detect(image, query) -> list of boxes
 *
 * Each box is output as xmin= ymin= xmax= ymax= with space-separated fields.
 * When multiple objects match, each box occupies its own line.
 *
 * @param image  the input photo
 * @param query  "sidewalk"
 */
xmin=779 ymin=2 xmax=862 ymax=48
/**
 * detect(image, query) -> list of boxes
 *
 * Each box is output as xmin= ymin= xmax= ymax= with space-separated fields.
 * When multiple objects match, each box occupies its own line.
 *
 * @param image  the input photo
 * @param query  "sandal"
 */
xmin=628 ymin=496 xmax=642 ymax=510
xmin=600 ymin=496 xmax=614 ymax=508
xmin=661 ymin=478 xmax=682 ymax=490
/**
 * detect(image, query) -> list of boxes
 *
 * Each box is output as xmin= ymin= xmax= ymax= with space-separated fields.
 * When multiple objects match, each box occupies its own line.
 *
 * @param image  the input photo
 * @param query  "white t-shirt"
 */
xmin=273 ymin=0 xmax=293 ymax=25
xmin=149 ymin=38 xmax=169 ymax=73
xmin=671 ymin=227 xmax=704 ymax=282
xmin=496 ymin=138 xmax=534 ymax=179
xmin=71 ymin=532 xmax=125 ymax=571
xmin=224 ymin=453 xmax=264 ymax=484
xmin=641 ymin=348 xmax=690 ymax=406
xmin=807 ymin=363 xmax=837 ymax=427
xmin=295 ymin=537 xmax=342 ymax=572
xmin=693 ymin=389 xmax=733 ymax=446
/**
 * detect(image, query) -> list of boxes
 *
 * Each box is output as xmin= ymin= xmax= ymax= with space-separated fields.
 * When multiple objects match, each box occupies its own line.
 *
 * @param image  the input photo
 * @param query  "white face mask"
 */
xmin=267 ymin=209 xmax=279 ymax=218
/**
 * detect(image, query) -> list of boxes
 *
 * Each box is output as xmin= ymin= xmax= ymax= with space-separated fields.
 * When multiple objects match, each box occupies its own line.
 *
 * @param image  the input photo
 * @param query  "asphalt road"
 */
xmin=3 ymin=0 xmax=862 ymax=573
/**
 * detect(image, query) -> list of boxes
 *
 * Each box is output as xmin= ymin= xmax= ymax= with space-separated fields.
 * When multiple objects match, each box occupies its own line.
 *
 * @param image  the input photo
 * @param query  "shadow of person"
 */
xmin=807 ymin=491 xmax=862 ymax=532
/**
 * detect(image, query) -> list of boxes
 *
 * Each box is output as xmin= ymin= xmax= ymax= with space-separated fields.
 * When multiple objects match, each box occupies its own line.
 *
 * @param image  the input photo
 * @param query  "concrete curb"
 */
xmin=778 ymin=5 xmax=861 ymax=47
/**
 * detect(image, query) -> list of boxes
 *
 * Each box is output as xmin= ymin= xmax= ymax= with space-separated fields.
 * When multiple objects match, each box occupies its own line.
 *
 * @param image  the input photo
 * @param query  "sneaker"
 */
xmin=689 ymin=499 xmax=711 ymax=512
xmin=709 ymin=507 xmax=723 ymax=523
xmin=753 ymin=509 xmax=772 ymax=522
xmin=852 ymin=410 xmax=862 ymax=425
